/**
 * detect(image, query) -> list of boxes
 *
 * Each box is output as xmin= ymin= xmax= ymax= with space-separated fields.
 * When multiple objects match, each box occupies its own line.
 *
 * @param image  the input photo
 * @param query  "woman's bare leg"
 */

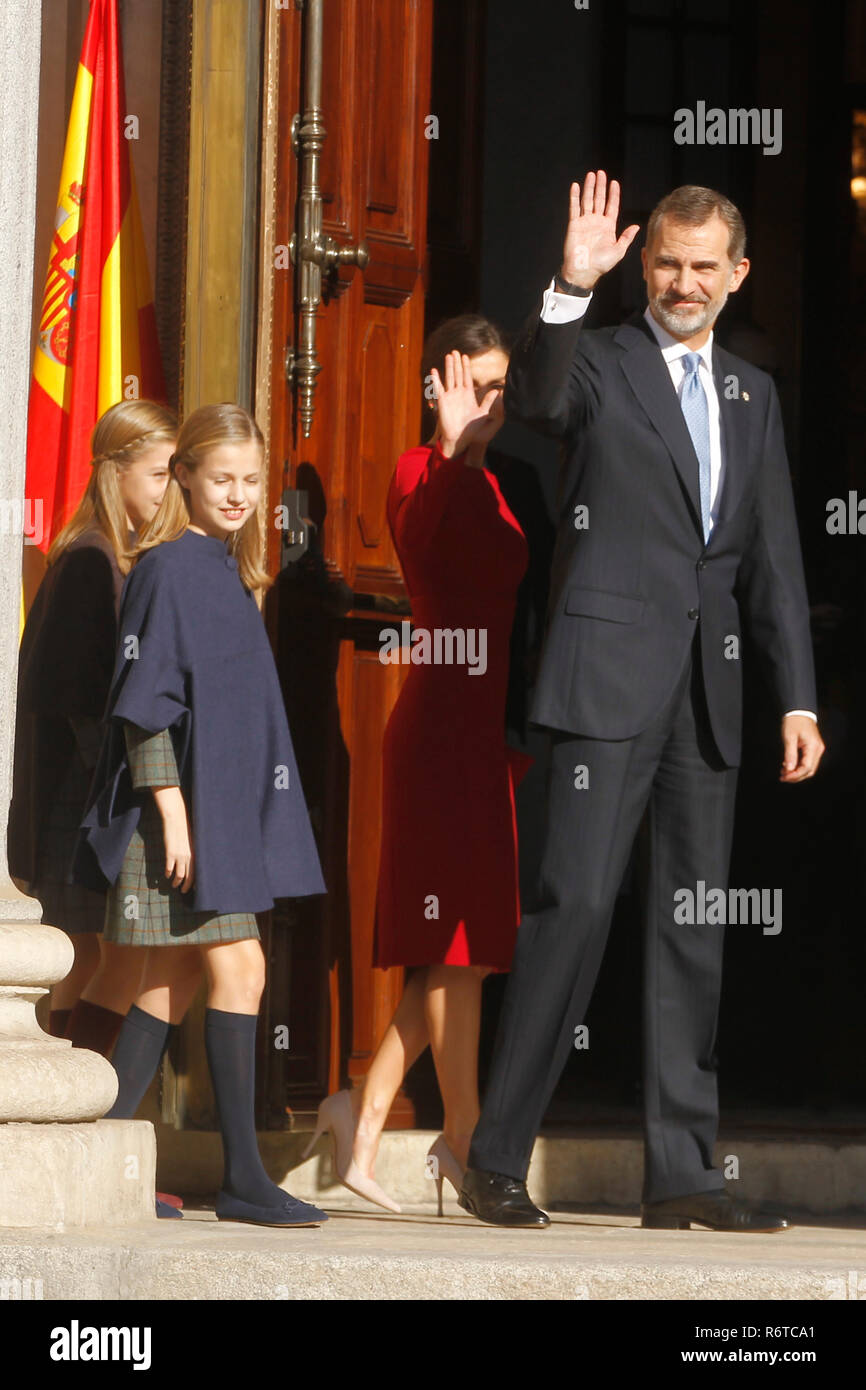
xmin=424 ymin=964 xmax=492 ymax=1169
xmin=350 ymin=968 xmax=430 ymax=1177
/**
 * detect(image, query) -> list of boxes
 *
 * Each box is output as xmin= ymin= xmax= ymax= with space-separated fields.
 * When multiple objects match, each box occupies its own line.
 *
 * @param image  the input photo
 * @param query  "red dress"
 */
xmin=374 ymin=440 xmax=532 ymax=971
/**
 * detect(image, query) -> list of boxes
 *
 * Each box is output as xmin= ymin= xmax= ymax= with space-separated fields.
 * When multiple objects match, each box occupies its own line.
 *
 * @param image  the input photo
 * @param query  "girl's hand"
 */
xmin=431 ymin=351 xmax=506 ymax=459
xmin=152 ymin=786 xmax=195 ymax=892
xmin=163 ymin=813 xmax=195 ymax=893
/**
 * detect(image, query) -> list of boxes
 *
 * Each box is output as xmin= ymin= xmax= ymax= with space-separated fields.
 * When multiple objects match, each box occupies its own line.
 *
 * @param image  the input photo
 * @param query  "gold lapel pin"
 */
xmin=742 ymin=390 xmax=750 ymax=401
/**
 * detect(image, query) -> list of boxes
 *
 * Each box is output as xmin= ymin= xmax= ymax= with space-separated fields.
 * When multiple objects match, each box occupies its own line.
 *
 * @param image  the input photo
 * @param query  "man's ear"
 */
xmin=729 ymin=257 xmax=750 ymax=293
xmin=640 ymin=245 xmax=648 ymax=282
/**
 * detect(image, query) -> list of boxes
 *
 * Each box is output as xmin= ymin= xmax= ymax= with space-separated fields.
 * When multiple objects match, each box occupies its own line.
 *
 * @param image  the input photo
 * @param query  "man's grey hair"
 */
xmin=646 ymin=185 xmax=746 ymax=265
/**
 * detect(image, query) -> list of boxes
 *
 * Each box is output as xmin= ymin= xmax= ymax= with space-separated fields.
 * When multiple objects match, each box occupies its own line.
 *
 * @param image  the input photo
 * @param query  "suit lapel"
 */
xmin=615 ymin=317 xmax=704 ymax=541
xmin=711 ymin=344 xmax=751 ymax=535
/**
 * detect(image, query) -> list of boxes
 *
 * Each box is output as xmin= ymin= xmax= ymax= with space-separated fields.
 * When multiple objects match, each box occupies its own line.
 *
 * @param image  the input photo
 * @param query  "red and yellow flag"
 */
xmin=26 ymin=0 xmax=165 ymax=554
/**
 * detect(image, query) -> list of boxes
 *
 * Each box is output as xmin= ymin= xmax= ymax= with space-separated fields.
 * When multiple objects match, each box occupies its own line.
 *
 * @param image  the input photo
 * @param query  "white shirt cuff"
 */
xmin=784 ymin=710 xmax=817 ymax=722
xmin=540 ymin=277 xmax=593 ymax=323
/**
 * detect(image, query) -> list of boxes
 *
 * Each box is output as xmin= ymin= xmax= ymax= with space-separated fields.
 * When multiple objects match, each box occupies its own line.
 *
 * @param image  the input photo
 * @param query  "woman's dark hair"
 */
xmin=420 ymin=313 xmax=510 ymax=425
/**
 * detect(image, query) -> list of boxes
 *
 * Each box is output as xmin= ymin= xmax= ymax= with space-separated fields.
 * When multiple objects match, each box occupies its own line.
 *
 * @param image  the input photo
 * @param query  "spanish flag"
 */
xmin=26 ymin=0 xmax=165 ymax=556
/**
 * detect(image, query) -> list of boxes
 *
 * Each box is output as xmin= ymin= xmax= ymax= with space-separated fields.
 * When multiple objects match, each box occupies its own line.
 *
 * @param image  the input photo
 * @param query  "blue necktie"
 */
xmin=679 ymin=351 xmax=712 ymax=542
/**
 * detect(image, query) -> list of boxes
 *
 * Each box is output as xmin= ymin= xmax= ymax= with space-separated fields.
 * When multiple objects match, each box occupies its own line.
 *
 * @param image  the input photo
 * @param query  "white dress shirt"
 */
xmin=538 ymin=280 xmax=817 ymax=724
xmin=641 ymin=307 xmax=723 ymax=533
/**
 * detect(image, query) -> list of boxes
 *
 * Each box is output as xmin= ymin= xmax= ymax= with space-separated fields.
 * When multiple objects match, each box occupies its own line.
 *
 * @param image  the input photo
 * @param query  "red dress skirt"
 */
xmin=373 ymin=441 xmax=532 ymax=971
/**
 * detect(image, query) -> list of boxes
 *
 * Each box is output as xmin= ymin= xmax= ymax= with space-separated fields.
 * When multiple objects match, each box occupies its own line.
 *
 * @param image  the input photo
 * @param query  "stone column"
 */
xmin=0 ymin=0 xmax=154 ymax=1228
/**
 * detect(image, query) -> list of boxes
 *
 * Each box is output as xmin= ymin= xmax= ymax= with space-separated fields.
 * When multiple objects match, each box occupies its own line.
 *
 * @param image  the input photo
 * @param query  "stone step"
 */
xmin=2 ymin=1205 xmax=865 ymax=1300
xmin=151 ymin=1124 xmax=866 ymax=1216
xmin=0 ymin=1120 xmax=154 ymax=1227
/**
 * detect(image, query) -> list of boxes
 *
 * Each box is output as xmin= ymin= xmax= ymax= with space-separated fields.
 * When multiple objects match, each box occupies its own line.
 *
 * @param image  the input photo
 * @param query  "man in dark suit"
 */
xmin=459 ymin=171 xmax=824 ymax=1232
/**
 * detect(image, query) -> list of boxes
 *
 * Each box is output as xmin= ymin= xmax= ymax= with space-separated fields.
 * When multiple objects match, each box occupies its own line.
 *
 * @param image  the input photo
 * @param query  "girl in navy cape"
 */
xmin=74 ymin=403 xmax=327 ymax=1228
xmin=10 ymin=399 xmax=175 ymax=1051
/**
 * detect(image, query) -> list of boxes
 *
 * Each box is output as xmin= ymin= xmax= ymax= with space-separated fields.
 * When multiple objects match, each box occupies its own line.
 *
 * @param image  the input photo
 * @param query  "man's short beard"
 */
xmin=650 ymin=285 xmax=730 ymax=338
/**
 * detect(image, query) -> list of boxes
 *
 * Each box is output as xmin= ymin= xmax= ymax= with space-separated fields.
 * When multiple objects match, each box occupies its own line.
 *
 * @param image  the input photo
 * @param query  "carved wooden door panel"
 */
xmin=260 ymin=0 xmax=435 ymax=1126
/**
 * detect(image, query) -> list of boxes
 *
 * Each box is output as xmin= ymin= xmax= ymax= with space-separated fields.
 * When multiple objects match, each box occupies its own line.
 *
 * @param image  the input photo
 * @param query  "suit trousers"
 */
xmin=468 ymin=637 xmax=739 ymax=1202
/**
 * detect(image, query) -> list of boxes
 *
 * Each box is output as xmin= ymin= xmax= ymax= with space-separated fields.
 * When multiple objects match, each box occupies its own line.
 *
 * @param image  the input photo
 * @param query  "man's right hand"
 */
xmin=560 ymin=170 xmax=640 ymax=290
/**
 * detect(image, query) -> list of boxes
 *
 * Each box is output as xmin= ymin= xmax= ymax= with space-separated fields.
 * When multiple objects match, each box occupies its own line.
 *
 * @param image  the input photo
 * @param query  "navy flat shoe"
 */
xmin=156 ymin=1197 xmax=183 ymax=1219
xmin=214 ymin=1190 xmax=328 ymax=1226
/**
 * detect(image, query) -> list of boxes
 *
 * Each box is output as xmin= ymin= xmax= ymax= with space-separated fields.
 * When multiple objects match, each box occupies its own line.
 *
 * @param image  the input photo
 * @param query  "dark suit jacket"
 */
xmin=504 ymin=306 xmax=816 ymax=767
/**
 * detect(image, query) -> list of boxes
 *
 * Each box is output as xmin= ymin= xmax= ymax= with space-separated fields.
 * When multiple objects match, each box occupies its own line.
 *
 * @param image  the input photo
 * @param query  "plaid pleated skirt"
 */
xmin=102 ymin=723 xmax=259 ymax=947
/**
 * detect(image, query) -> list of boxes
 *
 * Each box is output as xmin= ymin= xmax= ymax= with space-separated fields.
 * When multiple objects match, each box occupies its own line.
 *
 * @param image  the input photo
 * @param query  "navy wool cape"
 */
xmin=73 ymin=528 xmax=326 ymax=914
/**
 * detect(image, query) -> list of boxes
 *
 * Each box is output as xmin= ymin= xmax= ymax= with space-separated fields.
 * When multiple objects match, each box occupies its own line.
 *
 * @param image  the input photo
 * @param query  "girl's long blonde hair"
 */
xmin=47 ymin=399 xmax=178 ymax=575
xmin=130 ymin=402 xmax=272 ymax=595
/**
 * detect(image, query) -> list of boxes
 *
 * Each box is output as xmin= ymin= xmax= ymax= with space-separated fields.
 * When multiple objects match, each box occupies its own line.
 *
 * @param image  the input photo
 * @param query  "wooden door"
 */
xmin=259 ymin=0 xmax=437 ymax=1127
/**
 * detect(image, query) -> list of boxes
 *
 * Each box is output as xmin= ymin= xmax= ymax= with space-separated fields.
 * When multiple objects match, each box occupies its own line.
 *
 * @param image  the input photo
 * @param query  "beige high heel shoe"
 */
xmin=302 ymin=1089 xmax=402 ymax=1214
xmin=426 ymin=1134 xmax=464 ymax=1216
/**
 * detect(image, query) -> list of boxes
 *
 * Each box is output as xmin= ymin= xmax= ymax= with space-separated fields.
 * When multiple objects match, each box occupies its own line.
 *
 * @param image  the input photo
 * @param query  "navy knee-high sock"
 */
xmin=205 ymin=1008 xmax=287 ymax=1206
xmin=106 ymin=1004 xmax=176 ymax=1119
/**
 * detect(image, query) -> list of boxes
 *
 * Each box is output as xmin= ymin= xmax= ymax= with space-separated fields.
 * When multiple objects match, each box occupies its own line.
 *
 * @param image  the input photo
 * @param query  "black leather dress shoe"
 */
xmin=458 ymin=1168 xmax=550 ymax=1227
xmin=641 ymin=1189 xmax=790 ymax=1232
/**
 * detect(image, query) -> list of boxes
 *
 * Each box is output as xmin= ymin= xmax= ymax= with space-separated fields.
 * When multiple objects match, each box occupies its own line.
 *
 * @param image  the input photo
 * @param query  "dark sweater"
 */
xmin=8 ymin=526 xmax=127 ymax=885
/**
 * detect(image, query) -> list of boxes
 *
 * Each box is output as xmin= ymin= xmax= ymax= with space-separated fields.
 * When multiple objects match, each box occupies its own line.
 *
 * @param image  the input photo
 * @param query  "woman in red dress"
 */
xmin=304 ymin=317 xmax=532 ymax=1212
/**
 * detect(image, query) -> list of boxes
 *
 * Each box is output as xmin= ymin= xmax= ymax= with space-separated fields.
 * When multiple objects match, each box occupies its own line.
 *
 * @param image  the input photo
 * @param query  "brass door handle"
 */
xmin=286 ymin=0 xmax=368 ymax=438
xmin=301 ymin=237 xmax=370 ymax=274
